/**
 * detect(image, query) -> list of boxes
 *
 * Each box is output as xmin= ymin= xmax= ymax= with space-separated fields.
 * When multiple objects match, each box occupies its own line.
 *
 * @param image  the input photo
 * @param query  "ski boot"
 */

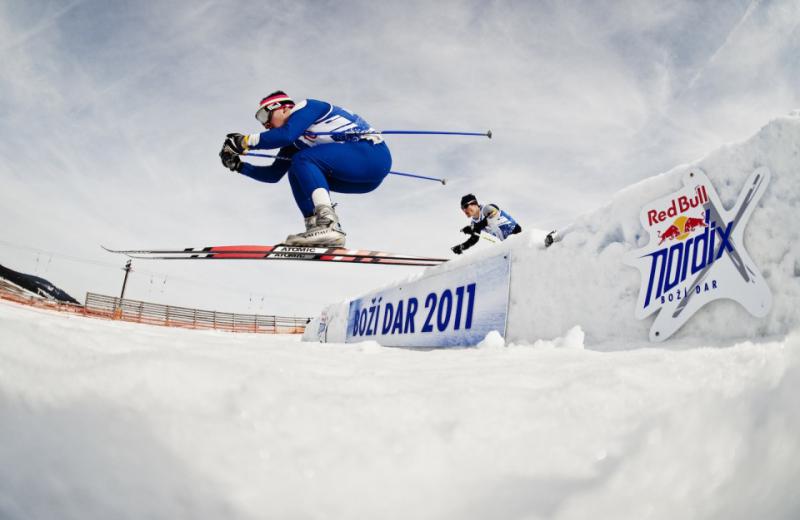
xmin=284 ymin=204 xmax=346 ymax=246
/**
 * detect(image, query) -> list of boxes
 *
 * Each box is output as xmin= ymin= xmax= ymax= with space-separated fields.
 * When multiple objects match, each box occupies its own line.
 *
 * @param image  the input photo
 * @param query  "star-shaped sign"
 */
xmin=625 ymin=167 xmax=772 ymax=342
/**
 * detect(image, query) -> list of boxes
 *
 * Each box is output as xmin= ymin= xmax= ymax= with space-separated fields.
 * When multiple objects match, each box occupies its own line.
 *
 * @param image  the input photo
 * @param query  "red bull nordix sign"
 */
xmin=625 ymin=167 xmax=772 ymax=342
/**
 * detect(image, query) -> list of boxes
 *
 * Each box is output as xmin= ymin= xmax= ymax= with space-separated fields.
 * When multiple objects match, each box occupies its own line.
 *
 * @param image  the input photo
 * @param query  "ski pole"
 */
xmin=243 ymin=152 xmax=447 ymax=185
xmin=381 ymin=170 xmax=447 ymax=185
xmin=306 ymin=129 xmax=492 ymax=139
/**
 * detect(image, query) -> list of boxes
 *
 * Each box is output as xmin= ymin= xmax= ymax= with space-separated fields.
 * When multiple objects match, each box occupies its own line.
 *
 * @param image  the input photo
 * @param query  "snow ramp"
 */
xmin=304 ymin=112 xmax=800 ymax=347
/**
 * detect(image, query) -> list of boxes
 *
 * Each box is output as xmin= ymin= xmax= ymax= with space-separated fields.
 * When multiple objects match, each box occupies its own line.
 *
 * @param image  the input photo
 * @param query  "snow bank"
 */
xmin=306 ymin=112 xmax=800 ymax=347
xmin=2 ymin=300 xmax=799 ymax=519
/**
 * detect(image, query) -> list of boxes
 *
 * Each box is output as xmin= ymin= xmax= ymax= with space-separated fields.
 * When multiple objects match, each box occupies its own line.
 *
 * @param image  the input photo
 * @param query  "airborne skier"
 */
xmin=452 ymin=194 xmax=521 ymax=254
xmin=220 ymin=91 xmax=392 ymax=247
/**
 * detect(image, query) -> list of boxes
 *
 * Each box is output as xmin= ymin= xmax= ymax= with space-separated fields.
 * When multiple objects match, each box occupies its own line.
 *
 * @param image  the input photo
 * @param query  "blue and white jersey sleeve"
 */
xmin=472 ymin=204 xmax=519 ymax=240
xmin=246 ymin=99 xmax=329 ymax=150
xmin=246 ymin=99 xmax=376 ymax=151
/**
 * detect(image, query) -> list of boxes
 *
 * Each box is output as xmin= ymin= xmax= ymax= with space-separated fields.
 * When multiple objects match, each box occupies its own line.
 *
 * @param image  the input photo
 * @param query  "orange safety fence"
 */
xmin=0 ymin=282 xmax=309 ymax=334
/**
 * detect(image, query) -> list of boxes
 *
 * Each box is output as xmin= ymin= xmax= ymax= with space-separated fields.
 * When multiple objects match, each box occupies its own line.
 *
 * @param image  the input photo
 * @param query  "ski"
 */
xmin=102 ymin=245 xmax=448 ymax=267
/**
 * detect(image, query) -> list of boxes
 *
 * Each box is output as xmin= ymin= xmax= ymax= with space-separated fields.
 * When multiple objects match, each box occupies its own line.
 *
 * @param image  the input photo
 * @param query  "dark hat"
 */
xmin=460 ymin=194 xmax=478 ymax=208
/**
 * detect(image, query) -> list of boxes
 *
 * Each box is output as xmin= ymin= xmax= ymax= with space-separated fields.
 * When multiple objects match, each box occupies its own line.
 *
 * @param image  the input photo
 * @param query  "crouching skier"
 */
xmin=220 ymin=91 xmax=392 ymax=246
xmin=452 ymin=194 xmax=521 ymax=254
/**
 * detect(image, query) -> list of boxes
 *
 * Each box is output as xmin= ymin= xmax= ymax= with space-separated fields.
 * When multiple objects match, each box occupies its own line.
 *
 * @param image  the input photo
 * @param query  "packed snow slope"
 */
xmin=1 ymin=300 xmax=799 ymax=520
xmin=307 ymin=111 xmax=800 ymax=347
xmin=508 ymin=110 xmax=800 ymax=345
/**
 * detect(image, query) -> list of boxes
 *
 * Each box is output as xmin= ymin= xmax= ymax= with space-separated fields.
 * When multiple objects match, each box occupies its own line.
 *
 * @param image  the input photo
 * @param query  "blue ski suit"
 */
xmin=239 ymin=99 xmax=392 ymax=217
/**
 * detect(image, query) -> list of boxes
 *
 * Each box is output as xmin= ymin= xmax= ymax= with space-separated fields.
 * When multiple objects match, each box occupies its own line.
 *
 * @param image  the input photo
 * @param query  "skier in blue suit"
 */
xmin=220 ymin=91 xmax=392 ymax=246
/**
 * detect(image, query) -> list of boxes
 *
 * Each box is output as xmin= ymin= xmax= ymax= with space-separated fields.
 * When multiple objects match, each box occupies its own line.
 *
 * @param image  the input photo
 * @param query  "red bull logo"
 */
xmin=683 ymin=216 xmax=707 ymax=233
xmin=657 ymin=224 xmax=681 ymax=245
xmin=647 ymin=186 xmax=709 ymax=227
xmin=657 ymin=214 xmax=708 ymax=245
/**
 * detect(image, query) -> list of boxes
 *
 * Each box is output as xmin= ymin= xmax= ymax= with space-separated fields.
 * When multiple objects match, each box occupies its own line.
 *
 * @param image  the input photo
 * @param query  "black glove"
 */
xmin=472 ymin=219 xmax=488 ymax=233
xmin=219 ymin=142 xmax=242 ymax=172
xmin=544 ymin=230 xmax=556 ymax=248
xmin=461 ymin=225 xmax=474 ymax=235
xmin=225 ymin=133 xmax=248 ymax=154
xmin=451 ymin=244 xmax=464 ymax=255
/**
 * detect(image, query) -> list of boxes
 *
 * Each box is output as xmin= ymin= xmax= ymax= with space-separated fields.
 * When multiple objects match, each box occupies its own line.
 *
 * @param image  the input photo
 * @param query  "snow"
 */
xmin=2 ymin=114 xmax=800 ymax=518
xmin=1 ymin=300 xmax=799 ymax=519
xmin=500 ymin=112 xmax=799 ymax=344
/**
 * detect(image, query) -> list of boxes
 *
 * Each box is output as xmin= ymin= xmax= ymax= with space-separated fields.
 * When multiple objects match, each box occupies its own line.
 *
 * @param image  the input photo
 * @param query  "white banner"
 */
xmin=344 ymin=254 xmax=511 ymax=347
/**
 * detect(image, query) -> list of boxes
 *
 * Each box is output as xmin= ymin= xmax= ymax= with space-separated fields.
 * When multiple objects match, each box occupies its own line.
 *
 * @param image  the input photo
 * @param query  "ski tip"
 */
xmin=101 ymin=245 xmax=137 ymax=258
xmin=486 ymin=129 xmax=492 ymax=139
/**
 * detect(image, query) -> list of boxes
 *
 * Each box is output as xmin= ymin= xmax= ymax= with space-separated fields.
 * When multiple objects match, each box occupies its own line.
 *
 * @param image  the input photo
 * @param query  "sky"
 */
xmin=1 ymin=0 xmax=799 ymax=316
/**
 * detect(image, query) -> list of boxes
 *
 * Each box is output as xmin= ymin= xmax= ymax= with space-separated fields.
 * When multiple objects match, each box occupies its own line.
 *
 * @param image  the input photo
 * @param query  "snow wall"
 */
xmin=304 ymin=112 xmax=800 ymax=347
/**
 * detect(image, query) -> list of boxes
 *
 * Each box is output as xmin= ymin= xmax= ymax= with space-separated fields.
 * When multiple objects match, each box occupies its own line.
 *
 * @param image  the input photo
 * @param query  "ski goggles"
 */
xmin=255 ymin=106 xmax=275 ymax=125
xmin=461 ymin=199 xmax=478 ymax=209
xmin=255 ymin=95 xmax=294 ymax=125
